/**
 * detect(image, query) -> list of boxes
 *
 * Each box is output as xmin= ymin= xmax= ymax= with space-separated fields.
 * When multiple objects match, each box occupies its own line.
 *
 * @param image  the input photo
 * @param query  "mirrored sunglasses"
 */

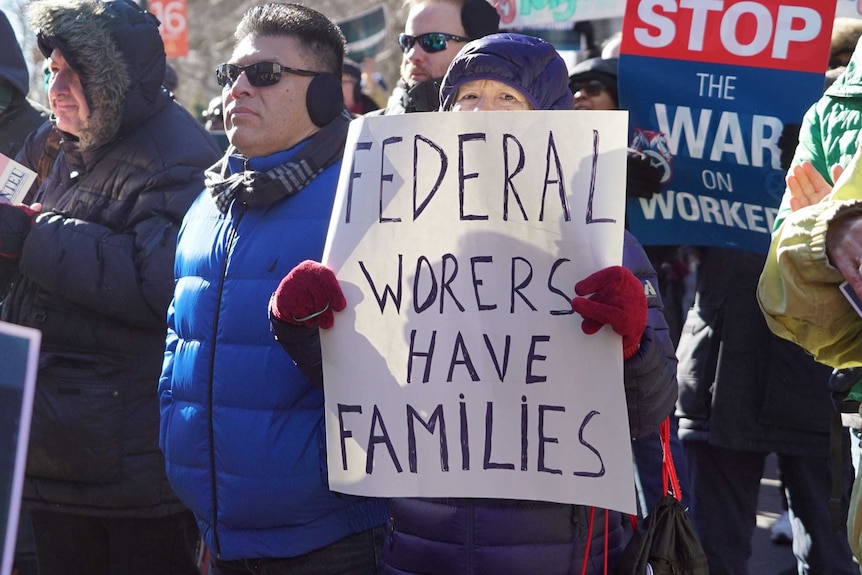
xmin=398 ymin=32 xmax=470 ymax=54
xmin=216 ymin=61 xmax=320 ymax=88
xmin=572 ymin=79 xmax=608 ymax=98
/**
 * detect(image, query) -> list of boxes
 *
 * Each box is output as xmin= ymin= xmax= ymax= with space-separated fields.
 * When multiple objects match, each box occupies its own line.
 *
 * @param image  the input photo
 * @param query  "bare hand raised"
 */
xmin=787 ymin=161 xmax=844 ymax=212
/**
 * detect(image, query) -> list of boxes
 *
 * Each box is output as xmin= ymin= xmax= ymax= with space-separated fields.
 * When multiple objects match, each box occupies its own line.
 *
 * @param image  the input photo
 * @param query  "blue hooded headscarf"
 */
xmin=440 ymin=33 xmax=574 ymax=112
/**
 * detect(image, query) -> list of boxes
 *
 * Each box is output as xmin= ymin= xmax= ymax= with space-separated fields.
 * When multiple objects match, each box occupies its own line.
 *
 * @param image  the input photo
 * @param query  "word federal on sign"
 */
xmin=320 ymin=111 xmax=639 ymax=513
xmin=620 ymin=0 xmax=834 ymax=253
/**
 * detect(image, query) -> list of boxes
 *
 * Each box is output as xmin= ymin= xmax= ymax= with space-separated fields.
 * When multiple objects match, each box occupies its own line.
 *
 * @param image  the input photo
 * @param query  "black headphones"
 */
xmin=306 ymin=73 xmax=344 ymax=127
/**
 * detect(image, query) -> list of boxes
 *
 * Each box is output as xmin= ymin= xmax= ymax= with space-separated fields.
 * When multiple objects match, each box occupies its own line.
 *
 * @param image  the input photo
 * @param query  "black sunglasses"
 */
xmin=216 ymin=61 xmax=320 ymax=88
xmin=571 ymin=79 xmax=608 ymax=98
xmin=398 ymin=32 xmax=470 ymax=54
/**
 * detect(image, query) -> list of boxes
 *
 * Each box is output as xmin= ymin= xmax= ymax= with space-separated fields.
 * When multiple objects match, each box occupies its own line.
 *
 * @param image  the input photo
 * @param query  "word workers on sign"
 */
xmin=623 ymin=0 xmax=833 ymax=72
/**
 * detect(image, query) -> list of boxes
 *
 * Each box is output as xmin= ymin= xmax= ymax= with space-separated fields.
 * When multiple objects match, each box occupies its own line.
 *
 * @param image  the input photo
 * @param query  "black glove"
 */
xmin=626 ymin=150 xmax=663 ymax=199
xmin=0 ymin=204 xmax=37 ymax=259
xmin=778 ymin=123 xmax=801 ymax=172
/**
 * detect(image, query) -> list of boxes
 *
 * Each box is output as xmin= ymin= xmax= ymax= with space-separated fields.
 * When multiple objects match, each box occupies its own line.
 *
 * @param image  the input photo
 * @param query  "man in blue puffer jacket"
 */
xmin=269 ymin=33 xmax=678 ymax=575
xmin=158 ymin=4 xmax=387 ymax=572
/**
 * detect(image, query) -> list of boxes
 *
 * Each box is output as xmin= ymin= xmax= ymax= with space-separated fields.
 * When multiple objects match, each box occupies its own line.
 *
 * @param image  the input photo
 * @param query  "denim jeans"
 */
xmin=210 ymin=526 xmax=384 ymax=575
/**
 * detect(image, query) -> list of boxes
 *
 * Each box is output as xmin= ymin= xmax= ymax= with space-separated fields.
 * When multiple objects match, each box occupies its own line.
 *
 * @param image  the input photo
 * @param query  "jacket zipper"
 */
xmin=207 ymin=202 xmax=247 ymax=557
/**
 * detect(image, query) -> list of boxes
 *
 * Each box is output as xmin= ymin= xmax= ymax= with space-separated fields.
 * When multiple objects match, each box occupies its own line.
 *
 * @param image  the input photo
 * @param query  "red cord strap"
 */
xmin=660 ymin=417 xmax=682 ymax=501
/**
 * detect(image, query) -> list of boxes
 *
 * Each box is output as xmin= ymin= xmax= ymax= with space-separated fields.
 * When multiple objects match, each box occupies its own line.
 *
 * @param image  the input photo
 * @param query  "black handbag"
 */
xmin=614 ymin=418 xmax=709 ymax=575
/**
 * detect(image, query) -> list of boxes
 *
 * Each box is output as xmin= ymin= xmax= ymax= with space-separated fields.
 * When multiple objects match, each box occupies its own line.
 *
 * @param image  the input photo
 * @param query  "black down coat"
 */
xmin=2 ymin=0 xmax=220 ymax=516
xmin=676 ymin=247 xmax=834 ymax=455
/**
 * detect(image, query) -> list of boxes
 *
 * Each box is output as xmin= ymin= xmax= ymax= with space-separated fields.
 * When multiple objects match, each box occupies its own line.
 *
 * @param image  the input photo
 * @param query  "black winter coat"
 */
xmin=2 ymin=0 xmax=221 ymax=516
xmin=3 ymin=103 xmax=220 ymax=517
xmin=676 ymin=247 xmax=833 ymax=455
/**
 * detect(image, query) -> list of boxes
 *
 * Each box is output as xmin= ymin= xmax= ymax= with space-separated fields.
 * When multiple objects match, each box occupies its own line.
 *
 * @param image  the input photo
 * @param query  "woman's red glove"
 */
xmin=571 ymin=265 xmax=647 ymax=359
xmin=269 ymin=260 xmax=346 ymax=329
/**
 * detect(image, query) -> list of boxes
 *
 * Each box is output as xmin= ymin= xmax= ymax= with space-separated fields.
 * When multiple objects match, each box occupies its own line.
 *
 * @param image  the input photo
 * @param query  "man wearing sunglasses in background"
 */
xmin=158 ymin=4 xmax=387 ymax=574
xmin=372 ymin=0 xmax=499 ymax=115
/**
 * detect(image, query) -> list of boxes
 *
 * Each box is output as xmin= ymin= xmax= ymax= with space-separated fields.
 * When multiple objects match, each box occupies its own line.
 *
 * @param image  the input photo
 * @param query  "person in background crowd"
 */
xmin=0 ymin=10 xmax=49 ymax=161
xmin=373 ymin=0 xmax=499 ymax=115
xmin=830 ymin=18 xmax=862 ymax=70
xmin=773 ymin=33 xmax=862 ymax=230
xmin=163 ymin=62 xmax=178 ymax=93
xmin=568 ymin=56 xmax=689 ymax=340
xmin=342 ymin=57 xmax=380 ymax=116
xmin=0 ymin=10 xmax=49 ymax=575
xmin=758 ymin=30 xmax=862 ymax=568
xmin=0 ymin=1 xmax=222 ymax=574
xmin=359 ymin=56 xmax=388 ymax=110
xmin=682 ymin=39 xmax=861 ymax=568
xmin=568 ymin=55 xmax=691 ymax=518
xmin=684 ymin=241 xmax=858 ymax=575
xmin=268 ymin=32 xmax=678 ymax=575
xmin=601 ymin=31 xmax=621 ymax=60
xmin=158 ymin=4 xmax=387 ymax=574
xmin=201 ymin=94 xmax=229 ymax=152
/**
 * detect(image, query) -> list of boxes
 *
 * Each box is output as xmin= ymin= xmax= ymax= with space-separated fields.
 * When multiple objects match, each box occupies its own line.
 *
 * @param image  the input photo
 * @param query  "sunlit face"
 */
xmin=400 ymin=2 xmax=468 ymax=87
xmin=47 ymin=49 xmax=90 ymax=137
xmin=450 ymin=79 xmax=533 ymax=112
xmin=572 ymin=79 xmax=616 ymax=111
xmin=223 ymin=34 xmax=318 ymax=158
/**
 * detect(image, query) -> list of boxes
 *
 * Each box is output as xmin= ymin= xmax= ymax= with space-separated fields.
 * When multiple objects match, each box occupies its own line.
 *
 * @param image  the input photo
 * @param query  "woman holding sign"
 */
xmin=269 ymin=33 xmax=678 ymax=575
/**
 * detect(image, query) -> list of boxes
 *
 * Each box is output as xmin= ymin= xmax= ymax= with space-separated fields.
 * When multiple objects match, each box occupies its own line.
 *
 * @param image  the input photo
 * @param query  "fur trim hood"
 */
xmin=28 ymin=0 xmax=167 ymax=150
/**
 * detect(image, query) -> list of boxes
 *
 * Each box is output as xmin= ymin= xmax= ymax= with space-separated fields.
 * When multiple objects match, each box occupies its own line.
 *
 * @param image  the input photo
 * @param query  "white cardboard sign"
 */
xmin=0 ymin=154 xmax=36 ymax=205
xmin=321 ymin=111 xmax=636 ymax=514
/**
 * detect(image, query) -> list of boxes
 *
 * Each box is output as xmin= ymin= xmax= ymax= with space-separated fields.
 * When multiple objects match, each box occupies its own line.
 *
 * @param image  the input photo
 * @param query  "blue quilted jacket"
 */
xmin=159 ymin=144 xmax=386 ymax=561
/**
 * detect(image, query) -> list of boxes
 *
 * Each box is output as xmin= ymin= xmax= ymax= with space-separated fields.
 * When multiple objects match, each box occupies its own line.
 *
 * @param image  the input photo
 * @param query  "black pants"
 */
xmin=684 ymin=441 xmax=857 ymax=575
xmin=29 ymin=508 xmax=200 ymax=575
xmin=210 ymin=526 xmax=383 ymax=575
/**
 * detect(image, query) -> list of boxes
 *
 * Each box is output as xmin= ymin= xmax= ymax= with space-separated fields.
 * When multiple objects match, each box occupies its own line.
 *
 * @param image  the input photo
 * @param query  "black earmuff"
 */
xmin=306 ymin=73 xmax=344 ymax=127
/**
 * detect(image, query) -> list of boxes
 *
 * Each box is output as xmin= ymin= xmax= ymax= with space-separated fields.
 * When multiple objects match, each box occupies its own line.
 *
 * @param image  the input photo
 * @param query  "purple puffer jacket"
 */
xmin=271 ymin=231 xmax=677 ymax=575
xmin=272 ymin=33 xmax=678 ymax=574
xmin=379 ymin=231 xmax=677 ymax=575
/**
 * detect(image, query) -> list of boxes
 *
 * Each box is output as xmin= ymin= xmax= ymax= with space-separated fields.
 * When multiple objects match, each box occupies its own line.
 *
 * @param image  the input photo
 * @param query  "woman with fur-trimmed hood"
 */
xmin=0 ymin=0 xmax=220 ymax=573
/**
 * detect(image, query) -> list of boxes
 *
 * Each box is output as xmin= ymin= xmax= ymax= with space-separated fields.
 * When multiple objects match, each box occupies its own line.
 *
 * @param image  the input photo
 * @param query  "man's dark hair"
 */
xmin=234 ymin=3 xmax=345 ymax=74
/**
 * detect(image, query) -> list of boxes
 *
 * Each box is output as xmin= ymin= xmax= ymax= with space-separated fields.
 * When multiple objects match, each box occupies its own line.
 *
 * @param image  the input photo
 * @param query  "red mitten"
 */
xmin=269 ymin=260 xmax=346 ymax=329
xmin=571 ymin=265 xmax=647 ymax=359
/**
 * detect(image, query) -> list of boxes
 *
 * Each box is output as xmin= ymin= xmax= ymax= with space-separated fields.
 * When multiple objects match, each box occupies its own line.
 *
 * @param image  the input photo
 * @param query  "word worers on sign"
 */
xmin=321 ymin=111 xmax=638 ymax=511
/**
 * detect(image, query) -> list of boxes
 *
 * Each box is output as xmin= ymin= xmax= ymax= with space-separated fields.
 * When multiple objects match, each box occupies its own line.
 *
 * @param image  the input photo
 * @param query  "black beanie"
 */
xmin=568 ymin=57 xmax=618 ymax=107
xmin=460 ymin=0 xmax=500 ymax=40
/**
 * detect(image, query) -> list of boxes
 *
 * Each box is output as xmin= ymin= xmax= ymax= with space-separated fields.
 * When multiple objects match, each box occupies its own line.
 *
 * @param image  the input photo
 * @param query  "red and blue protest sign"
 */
xmin=619 ymin=0 xmax=834 ymax=253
